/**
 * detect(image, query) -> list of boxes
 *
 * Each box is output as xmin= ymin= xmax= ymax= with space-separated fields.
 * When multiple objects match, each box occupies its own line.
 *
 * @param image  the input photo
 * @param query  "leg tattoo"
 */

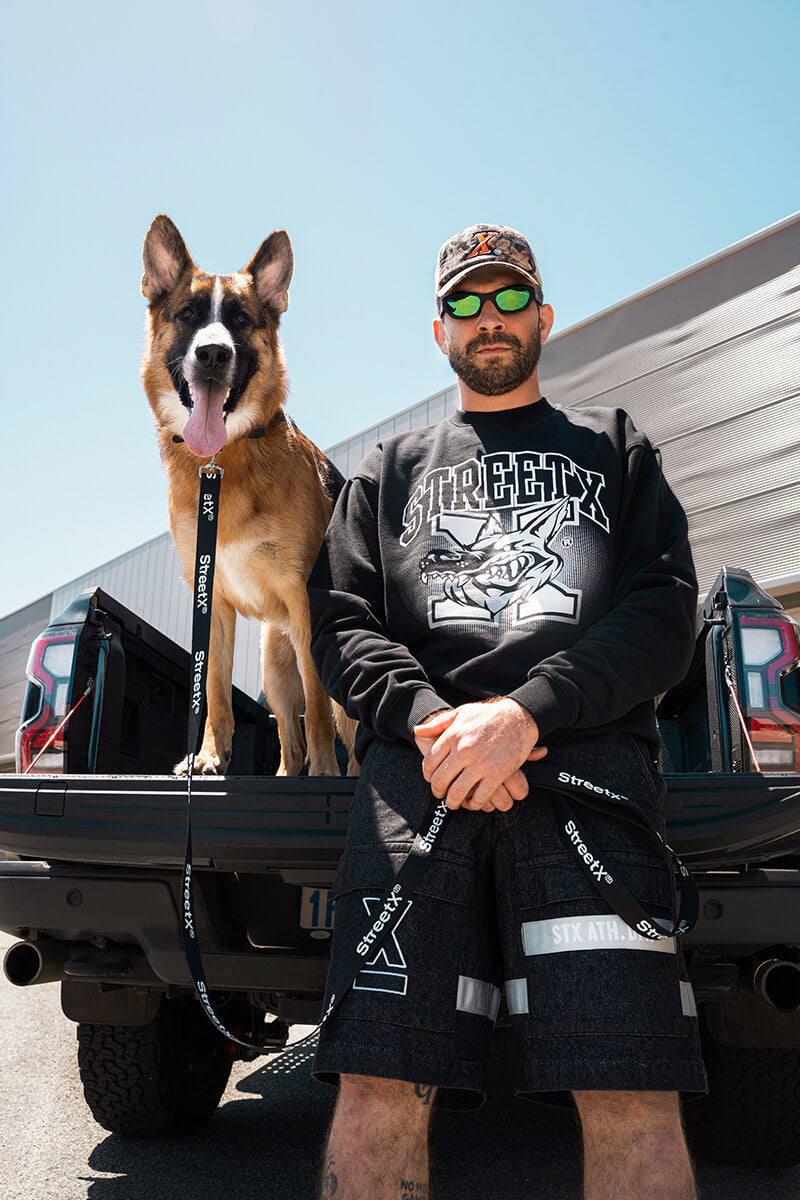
xmin=322 ymin=1152 xmax=338 ymax=1197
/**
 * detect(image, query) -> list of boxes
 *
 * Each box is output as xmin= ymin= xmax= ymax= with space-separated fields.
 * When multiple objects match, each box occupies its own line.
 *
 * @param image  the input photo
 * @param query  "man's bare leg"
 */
xmin=321 ymin=1074 xmax=436 ymax=1200
xmin=574 ymin=1090 xmax=698 ymax=1200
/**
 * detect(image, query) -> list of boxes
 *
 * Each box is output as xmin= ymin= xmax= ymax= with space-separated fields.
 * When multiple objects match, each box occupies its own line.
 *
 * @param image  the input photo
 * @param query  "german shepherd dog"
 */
xmin=140 ymin=215 xmax=355 ymax=777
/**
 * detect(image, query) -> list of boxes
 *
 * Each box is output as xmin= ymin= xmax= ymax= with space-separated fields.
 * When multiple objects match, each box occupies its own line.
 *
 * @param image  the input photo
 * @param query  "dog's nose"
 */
xmin=195 ymin=343 xmax=232 ymax=370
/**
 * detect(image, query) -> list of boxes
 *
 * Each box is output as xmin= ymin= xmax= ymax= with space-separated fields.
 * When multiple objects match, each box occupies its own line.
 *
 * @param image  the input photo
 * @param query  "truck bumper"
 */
xmin=683 ymin=868 xmax=800 ymax=951
xmin=0 ymin=860 xmax=329 ymax=992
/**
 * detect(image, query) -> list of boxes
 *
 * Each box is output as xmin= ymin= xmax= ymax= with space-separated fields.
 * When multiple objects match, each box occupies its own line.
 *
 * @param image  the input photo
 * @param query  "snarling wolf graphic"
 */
xmin=419 ymin=497 xmax=580 ymax=625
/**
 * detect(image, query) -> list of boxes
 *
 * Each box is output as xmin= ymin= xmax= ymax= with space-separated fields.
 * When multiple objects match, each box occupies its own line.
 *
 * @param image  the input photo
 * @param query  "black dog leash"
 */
xmin=180 ymin=458 xmax=251 ymax=1045
xmin=180 ymin=463 xmax=697 ymax=1055
xmin=180 ymin=459 xmax=439 ymax=1053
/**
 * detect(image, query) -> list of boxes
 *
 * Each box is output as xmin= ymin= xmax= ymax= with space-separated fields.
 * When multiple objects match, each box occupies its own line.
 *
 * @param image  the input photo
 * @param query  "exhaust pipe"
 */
xmin=3 ymin=939 xmax=69 ymax=987
xmin=744 ymin=956 xmax=800 ymax=1013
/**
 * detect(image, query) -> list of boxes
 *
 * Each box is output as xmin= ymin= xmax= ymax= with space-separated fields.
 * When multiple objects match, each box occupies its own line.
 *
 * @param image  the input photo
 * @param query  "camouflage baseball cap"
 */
xmin=435 ymin=223 xmax=543 ymax=304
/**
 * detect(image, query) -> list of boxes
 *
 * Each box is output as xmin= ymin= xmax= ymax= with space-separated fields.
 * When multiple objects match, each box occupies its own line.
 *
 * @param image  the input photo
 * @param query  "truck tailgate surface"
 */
xmin=0 ymin=775 xmax=353 ymax=869
xmin=1 ymin=771 xmax=800 ymax=870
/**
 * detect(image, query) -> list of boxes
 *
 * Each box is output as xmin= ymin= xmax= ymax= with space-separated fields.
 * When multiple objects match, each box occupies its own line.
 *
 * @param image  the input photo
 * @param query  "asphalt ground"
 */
xmin=1 ymin=931 xmax=799 ymax=1199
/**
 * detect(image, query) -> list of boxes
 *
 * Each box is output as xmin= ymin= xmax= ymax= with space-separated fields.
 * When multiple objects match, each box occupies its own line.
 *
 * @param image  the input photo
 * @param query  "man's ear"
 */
xmin=433 ymin=317 xmax=450 ymax=356
xmin=243 ymin=231 xmax=294 ymax=316
xmin=538 ymin=303 xmax=555 ymax=343
xmin=142 ymin=215 xmax=194 ymax=301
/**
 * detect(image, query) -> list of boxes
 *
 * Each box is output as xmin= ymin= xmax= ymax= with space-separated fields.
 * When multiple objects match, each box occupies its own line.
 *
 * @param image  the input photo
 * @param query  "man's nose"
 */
xmin=477 ymin=300 xmax=504 ymax=332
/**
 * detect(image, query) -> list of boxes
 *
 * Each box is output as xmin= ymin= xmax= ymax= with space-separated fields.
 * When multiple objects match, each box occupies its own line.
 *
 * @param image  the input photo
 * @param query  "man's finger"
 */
xmin=465 ymin=774 xmax=508 ymax=810
xmin=463 ymin=794 xmax=495 ymax=811
xmin=526 ymin=745 xmax=548 ymax=762
xmin=464 ymin=783 xmax=514 ymax=813
xmin=488 ymin=784 xmax=514 ymax=812
xmin=428 ymin=754 xmax=463 ymax=802
xmin=421 ymin=731 xmax=459 ymax=782
xmin=504 ymin=769 xmax=529 ymax=801
xmin=442 ymin=765 xmax=480 ymax=808
xmin=463 ymin=787 xmax=498 ymax=811
xmin=413 ymin=710 xmax=457 ymax=738
xmin=414 ymin=732 xmax=438 ymax=757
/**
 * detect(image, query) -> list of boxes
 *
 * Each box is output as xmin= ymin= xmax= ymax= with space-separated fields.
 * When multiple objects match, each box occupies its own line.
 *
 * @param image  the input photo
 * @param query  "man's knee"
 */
xmin=574 ymin=1090 xmax=684 ymax=1133
xmin=339 ymin=1073 xmax=417 ymax=1101
xmin=574 ymin=1091 xmax=697 ymax=1199
xmin=338 ymin=1074 xmax=436 ymax=1124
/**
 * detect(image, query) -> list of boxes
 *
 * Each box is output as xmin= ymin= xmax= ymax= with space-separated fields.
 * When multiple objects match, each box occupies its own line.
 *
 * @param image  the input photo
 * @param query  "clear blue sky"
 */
xmin=2 ymin=0 xmax=798 ymax=618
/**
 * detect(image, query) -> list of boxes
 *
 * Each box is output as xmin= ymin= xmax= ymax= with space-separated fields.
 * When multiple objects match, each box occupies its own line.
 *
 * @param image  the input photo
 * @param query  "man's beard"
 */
xmin=447 ymin=325 xmax=541 ymax=396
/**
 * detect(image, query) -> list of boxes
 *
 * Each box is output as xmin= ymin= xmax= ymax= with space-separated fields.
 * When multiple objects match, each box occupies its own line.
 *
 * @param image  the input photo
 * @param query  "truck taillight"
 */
xmin=739 ymin=614 xmax=800 ymax=772
xmin=15 ymin=629 xmax=81 ymax=774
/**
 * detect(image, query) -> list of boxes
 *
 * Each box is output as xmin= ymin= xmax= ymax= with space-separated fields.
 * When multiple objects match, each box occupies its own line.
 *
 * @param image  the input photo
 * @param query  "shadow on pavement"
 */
xmin=83 ymin=1029 xmax=800 ymax=1200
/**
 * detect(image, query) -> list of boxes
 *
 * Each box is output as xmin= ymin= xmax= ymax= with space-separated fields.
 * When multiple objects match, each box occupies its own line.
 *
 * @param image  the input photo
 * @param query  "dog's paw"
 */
xmin=197 ymin=748 xmax=229 ymax=775
xmin=173 ymin=749 xmax=230 ymax=776
xmin=307 ymin=750 xmax=344 ymax=777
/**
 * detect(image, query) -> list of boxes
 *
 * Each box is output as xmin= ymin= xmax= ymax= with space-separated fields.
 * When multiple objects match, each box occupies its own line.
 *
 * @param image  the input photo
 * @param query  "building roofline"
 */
xmin=546 ymin=210 xmax=800 ymax=346
xmin=0 ymin=592 xmax=53 ymax=625
xmin=325 ymin=384 xmax=456 ymax=455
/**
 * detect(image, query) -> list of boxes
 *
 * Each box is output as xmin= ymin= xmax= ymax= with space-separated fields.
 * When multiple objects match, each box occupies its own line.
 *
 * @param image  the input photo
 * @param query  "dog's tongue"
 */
xmin=182 ymin=381 xmax=228 ymax=457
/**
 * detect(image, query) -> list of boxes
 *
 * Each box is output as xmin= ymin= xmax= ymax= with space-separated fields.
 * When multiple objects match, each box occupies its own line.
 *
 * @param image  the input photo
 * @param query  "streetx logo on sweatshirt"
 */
xmin=400 ymin=450 xmax=608 ymax=628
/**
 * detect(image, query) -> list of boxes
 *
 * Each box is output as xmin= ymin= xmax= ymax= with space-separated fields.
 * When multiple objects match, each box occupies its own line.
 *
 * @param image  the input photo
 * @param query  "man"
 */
xmin=308 ymin=223 xmax=707 ymax=1200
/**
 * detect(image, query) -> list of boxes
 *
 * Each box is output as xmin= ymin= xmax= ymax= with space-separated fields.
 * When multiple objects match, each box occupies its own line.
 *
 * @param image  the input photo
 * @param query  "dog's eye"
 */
xmin=235 ymin=312 xmax=252 ymax=328
xmin=176 ymin=306 xmax=194 ymax=322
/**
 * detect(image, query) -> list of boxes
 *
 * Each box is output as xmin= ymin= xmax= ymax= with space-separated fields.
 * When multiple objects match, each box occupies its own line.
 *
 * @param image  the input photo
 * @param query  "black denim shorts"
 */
xmin=313 ymin=733 xmax=707 ymax=1109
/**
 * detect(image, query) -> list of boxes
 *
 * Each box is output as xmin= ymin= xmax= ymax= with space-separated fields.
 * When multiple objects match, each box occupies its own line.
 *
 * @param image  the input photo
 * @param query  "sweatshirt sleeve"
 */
xmin=308 ymin=469 xmax=449 ymax=744
xmin=508 ymin=439 xmax=698 ymax=739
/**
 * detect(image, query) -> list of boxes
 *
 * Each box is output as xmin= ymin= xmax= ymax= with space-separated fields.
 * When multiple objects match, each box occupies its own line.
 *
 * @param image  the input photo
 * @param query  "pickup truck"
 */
xmin=2 ymin=566 xmax=800 ymax=1170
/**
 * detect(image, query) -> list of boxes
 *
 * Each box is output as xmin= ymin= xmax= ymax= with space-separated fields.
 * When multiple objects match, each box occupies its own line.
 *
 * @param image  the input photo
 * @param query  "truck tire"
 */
xmin=77 ymin=998 xmax=233 ymax=1137
xmin=685 ymin=1022 xmax=800 ymax=1167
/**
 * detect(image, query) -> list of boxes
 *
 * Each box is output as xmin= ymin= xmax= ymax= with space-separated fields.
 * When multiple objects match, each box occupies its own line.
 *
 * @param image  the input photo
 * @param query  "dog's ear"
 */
xmin=243 ymin=231 xmax=294 ymax=316
xmin=142 ymin=215 xmax=195 ymax=301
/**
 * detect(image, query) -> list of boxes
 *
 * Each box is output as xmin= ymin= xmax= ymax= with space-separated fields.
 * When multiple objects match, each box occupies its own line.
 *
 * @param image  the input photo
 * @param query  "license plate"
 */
xmin=300 ymin=887 xmax=336 ymax=929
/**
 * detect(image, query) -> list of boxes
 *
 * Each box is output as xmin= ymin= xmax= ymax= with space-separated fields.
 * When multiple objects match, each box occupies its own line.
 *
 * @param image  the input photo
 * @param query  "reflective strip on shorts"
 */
xmin=353 ymin=970 xmax=408 ymax=995
xmin=456 ymin=976 xmax=501 ymax=1021
xmin=505 ymin=978 xmax=529 ymax=1016
xmin=680 ymin=980 xmax=697 ymax=1017
xmin=522 ymin=914 xmax=677 ymax=956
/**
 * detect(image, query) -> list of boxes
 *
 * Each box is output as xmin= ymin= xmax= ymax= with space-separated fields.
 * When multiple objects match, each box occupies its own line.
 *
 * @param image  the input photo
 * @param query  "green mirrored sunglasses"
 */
xmin=441 ymin=285 xmax=536 ymax=320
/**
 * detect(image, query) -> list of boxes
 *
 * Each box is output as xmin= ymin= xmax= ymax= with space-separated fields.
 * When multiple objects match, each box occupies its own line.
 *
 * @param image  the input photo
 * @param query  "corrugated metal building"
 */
xmin=2 ymin=213 xmax=799 ymax=766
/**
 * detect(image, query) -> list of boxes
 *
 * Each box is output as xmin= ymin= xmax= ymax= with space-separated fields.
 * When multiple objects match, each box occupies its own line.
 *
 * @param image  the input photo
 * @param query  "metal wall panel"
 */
xmin=231 ymin=612 xmax=263 ymax=698
xmin=50 ymin=534 xmax=187 ymax=645
xmin=326 ymin=386 xmax=459 ymax=475
xmin=685 ymin=485 xmax=800 ymax=595
xmin=538 ymin=215 xmax=800 ymax=594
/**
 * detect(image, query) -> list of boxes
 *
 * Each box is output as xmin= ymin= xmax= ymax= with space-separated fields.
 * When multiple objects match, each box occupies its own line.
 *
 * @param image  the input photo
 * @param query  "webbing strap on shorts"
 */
xmin=526 ymin=762 xmax=699 ymax=939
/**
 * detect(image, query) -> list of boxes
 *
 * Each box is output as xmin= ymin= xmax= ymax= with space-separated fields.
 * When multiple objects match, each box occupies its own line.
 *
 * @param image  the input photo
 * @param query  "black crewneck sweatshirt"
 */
xmin=308 ymin=398 xmax=697 ymax=761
